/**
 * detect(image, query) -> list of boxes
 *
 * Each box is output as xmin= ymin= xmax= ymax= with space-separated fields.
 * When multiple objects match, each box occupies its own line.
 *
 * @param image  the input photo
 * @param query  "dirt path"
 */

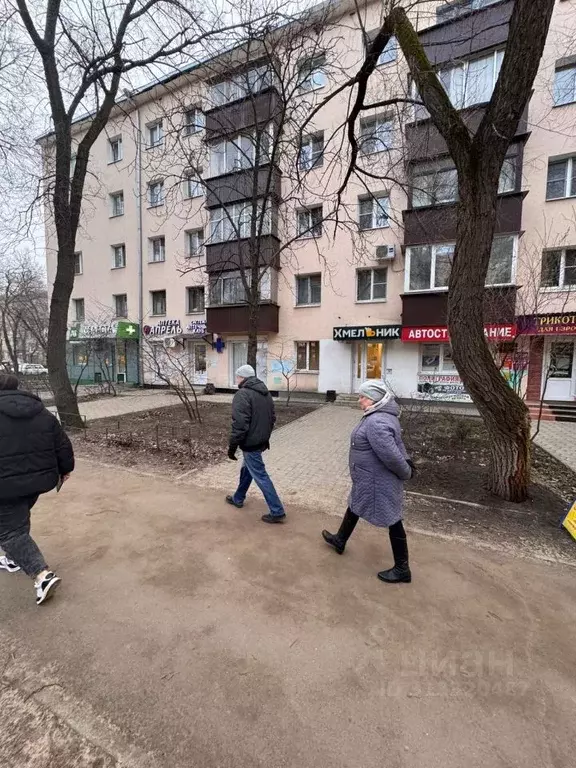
xmin=1 ymin=462 xmax=575 ymax=768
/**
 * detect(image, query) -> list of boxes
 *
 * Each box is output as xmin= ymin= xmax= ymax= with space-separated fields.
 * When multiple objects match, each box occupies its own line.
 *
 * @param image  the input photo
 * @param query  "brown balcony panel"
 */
xmin=419 ymin=0 xmax=514 ymax=67
xmin=205 ymin=89 xmax=283 ymax=140
xmin=207 ymin=304 xmax=279 ymax=334
xmin=403 ymin=193 xmax=524 ymax=245
xmin=406 ymin=107 xmax=528 ymax=162
xmin=205 ymin=167 xmax=282 ymax=208
xmin=205 ymin=234 xmax=281 ymax=273
xmin=401 ymin=286 xmax=517 ymax=327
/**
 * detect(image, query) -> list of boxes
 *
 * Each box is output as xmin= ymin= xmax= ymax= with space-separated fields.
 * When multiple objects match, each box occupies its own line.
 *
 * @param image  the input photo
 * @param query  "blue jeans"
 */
xmin=233 ymin=451 xmax=285 ymax=517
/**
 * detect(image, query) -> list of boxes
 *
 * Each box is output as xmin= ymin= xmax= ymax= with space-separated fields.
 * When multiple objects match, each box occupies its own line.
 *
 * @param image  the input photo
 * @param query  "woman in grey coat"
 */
xmin=322 ymin=380 xmax=414 ymax=583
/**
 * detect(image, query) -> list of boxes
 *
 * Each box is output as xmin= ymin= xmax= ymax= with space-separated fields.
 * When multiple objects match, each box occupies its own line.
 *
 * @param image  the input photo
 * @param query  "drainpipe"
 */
xmin=130 ymin=96 xmax=144 ymax=386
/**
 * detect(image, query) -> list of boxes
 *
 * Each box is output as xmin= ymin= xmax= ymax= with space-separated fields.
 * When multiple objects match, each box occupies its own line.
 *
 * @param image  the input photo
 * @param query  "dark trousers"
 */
xmin=337 ymin=508 xmax=409 ymax=564
xmin=233 ymin=450 xmax=285 ymax=517
xmin=0 ymin=495 xmax=47 ymax=577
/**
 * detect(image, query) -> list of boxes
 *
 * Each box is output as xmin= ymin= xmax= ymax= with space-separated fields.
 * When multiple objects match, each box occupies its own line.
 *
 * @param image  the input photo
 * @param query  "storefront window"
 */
xmin=194 ymin=344 xmax=207 ymax=373
xmin=421 ymin=343 xmax=456 ymax=372
xmin=549 ymin=342 xmax=574 ymax=379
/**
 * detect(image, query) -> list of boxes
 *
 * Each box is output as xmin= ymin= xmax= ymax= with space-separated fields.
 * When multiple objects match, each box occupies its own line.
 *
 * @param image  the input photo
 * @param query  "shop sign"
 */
xmin=333 ymin=324 xmax=401 ymax=341
xmin=186 ymin=320 xmax=207 ymax=337
xmin=562 ymin=500 xmax=576 ymax=542
xmin=143 ymin=319 xmax=182 ymax=338
xmin=402 ymin=324 xmax=517 ymax=343
xmin=68 ymin=321 xmax=139 ymax=341
xmin=521 ymin=313 xmax=576 ymax=336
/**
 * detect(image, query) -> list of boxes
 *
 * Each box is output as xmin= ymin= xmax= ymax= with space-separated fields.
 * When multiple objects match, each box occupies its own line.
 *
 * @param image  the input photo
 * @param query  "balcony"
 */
xmin=205 ymin=234 xmax=281 ymax=273
xmin=205 ymin=167 xmax=282 ymax=208
xmin=401 ymin=286 xmax=517 ymax=327
xmin=403 ymin=191 xmax=525 ymax=245
xmin=206 ymin=303 xmax=279 ymax=334
xmin=205 ymin=89 xmax=283 ymax=141
xmin=419 ymin=0 xmax=514 ymax=67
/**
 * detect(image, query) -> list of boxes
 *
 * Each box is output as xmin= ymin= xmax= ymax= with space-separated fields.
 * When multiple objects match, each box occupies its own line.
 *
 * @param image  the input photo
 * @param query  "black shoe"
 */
xmin=377 ymin=565 xmax=412 ymax=584
xmin=226 ymin=495 xmax=243 ymax=509
xmin=322 ymin=530 xmax=345 ymax=555
xmin=261 ymin=513 xmax=286 ymax=524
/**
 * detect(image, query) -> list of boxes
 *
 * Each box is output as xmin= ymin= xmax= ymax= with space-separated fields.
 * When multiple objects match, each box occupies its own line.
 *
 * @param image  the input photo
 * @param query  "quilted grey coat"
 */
xmin=348 ymin=399 xmax=411 ymax=528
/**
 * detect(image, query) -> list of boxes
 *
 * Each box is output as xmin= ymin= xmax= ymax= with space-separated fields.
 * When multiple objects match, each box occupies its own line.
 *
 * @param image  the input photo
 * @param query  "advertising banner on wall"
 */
xmin=518 ymin=314 xmax=576 ymax=336
xmin=401 ymin=324 xmax=517 ymax=343
xmin=333 ymin=325 xmax=401 ymax=340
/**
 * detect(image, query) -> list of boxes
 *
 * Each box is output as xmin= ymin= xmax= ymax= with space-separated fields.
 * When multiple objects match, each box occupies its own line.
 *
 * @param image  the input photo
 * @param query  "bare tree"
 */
xmin=311 ymin=0 xmax=556 ymax=501
xmin=6 ymin=0 xmax=280 ymax=427
xmin=141 ymin=338 xmax=202 ymax=422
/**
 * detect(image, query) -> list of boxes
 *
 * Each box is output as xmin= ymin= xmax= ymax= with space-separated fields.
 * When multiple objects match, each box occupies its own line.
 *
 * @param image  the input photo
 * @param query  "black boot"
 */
xmin=378 ymin=523 xmax=411 ymax=583
xmin=322 ymin=508 xmax=358 ymax=555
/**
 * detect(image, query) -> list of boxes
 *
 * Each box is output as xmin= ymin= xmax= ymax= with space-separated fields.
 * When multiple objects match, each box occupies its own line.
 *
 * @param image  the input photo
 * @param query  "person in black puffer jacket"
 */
xmin=226 ymin=365 xmax=286 ymax=524
xmin=0 ymin=373 xmax=75 ymax=605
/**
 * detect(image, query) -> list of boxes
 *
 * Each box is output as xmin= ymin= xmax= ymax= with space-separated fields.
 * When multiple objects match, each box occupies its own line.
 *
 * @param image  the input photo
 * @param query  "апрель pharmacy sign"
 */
xmin=333 ymin=325 xmax=402 ymax=341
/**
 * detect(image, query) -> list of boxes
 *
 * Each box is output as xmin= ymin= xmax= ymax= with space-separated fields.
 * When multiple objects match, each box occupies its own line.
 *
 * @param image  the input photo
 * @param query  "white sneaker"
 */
xmin=35 ymin=572 xmax=61 ymax=605
xmin=0 ymin=555 xmax=20 ymax=573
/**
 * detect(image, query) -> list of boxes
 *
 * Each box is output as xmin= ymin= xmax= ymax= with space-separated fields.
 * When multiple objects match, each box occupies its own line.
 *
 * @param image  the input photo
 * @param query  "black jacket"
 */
xmin=0 ymin=389 xmax=75 ymax=500
xmin=230 ymin=377 xmax=276 ymax=452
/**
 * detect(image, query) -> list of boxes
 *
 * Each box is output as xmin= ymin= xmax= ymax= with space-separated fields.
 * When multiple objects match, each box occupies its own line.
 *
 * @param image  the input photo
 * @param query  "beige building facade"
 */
xmin=43 ymin=0 xmax=576 ymax=404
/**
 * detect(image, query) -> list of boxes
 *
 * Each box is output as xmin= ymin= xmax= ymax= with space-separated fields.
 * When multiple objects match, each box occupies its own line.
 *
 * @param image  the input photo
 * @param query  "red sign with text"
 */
xmin=401 ymin=324 xmax=517 ymax=343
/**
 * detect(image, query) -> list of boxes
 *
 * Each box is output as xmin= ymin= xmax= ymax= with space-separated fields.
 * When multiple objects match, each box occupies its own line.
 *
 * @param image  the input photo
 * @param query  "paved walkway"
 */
xmin=189 ymin=405 xmax=359 ymax=515
xmin=532 ymin=421 xmax=576 ymax=473
xmin=1 ymin=463 xmax=574 ymax=768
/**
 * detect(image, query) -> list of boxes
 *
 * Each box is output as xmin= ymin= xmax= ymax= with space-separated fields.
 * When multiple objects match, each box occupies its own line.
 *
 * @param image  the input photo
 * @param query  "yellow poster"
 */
xmin=562 ymin=501 xmax=576 ymax=541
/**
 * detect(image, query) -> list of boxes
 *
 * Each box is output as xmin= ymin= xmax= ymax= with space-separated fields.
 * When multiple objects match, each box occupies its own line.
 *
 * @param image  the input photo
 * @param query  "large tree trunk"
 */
xmin=48 ymin=243 xmax=84 ymax=429
xmin=247 ymin=298 xmax=259 ymax=371
xmin=448 ymin=187 xmax=531 ymax=502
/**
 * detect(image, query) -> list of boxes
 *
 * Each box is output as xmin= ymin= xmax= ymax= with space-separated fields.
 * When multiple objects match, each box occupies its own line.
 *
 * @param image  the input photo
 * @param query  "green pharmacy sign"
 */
xmin=68 ymin=321 xmax=140 ymax=341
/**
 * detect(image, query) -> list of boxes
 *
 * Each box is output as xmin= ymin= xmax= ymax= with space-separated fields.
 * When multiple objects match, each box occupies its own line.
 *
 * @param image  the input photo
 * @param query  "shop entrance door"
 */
xmin=545 ymin=340 xmax=575 ymax=400
xmin=189 ymin=342 xmax=208 ymax=386
xmin=354 ymin=342 xmax=384 ymax=391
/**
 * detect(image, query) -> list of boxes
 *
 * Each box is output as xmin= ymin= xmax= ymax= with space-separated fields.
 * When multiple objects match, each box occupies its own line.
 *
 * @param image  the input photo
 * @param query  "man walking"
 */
xmin=0 ymin=373 xmax=75 ymax=604
xmin=226 ymin=365 xmax=286 ymax=523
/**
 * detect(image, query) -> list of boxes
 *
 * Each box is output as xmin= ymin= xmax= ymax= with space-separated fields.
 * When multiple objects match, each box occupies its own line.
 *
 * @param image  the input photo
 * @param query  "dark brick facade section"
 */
xmin=403 ymin=192 xmax=525 ymax=245
xmin=419 ymin=1 xmax=513 ymax=66
xmin=526 ymin=336 xmax=544 ymax=402
xmin=205 ymin=234 xmax=281 ymax=273
xmin=406 ymin=105 xmax=528 ymax=163
xmin=205 ymin=167 xmax=282 ymax=208
xmin=401 ymin=286 xmax=517 ymax=327
xmin=205 ymin=89 xmax=282 ymax=140
xmin=207 ymin=303 xmax=279 ymax=334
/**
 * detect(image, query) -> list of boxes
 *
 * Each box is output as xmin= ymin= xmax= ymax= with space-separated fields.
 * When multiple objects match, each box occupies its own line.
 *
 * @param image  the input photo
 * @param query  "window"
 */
xmin=554 ymin=65 xmax=576 ymax=107
xmin=112 ymin=244 xmax=126 ymax=269
xmin=411 ymin=158 xmax=515 ymax=208
xmin=147 ymin=121 xmax=163 ymax=148
xmin=550 ymin=342 xmax=574 ymax=379
xmin=151 ymin=290 xmax=166 ymax=316
xmin=377 ymin=36 xmax=397 ymax=66
xmin=148 ymin=180 xmax=164 ymax=207
xmin=208 ymin=65 xmax=273 ymax=107
xmin=183 ymin=107 xmax=204 ymax=135
xmin=436 ymin=0 xmax=499 ymax=22
xmin=209 ymin=274 xmax=247 ymax=306
xmin=406 ymin=236 xmax=515 ymax=292
xmin=541 ymin=248 xmax=576 ymax=289
xmin=299 ymin=132 xmax=324 ymax=170
xmin=108 ymin=136 xmax=122 ymax=163
xmin=187 ymin=286 xmax=205 ymax=313
xmin=359 ymin=194 xmax=389 ymax=230
xmin=186 ymin=229 xmax=204 ymax=257
xmin=297 ymin=206 xmax=323 ymax=238
xmin=72 ymin=343 xmax=88 ymax=366
xmin=356 ymin=268 xmax=387 ymax=302
xmin=298 ymin=56 xmax=326 ymax=92
xmin=359 ymin=115 xmax=394 ymax=155
xmin=420 ymin=344 xmax=457 ymax=373
xmin=296 ymin=274 xmax=321 ymax=306
xmin=546 ymin=156 xmax=576 ymax=200
xmin=73 ymin=298 xmax=85 ymax=322
xmin=296 ymin=341 xmax=320 ymax=371
xmin=149 ymin=236 xmax=166 ymax=263
xmin=184 ymin=171 xmax=203 ymax=199
xmin=110 ymin=192 xmax=124 ymax=217
xmin=209 ymin=201 xmax=271 ymax=243
xmin=74 ymin=251 xmax=83 ymax=275
xmin=209 ymin=128 xmax=271 ymax=177
xmin=114 ymin=294 xmax=128 ymax=318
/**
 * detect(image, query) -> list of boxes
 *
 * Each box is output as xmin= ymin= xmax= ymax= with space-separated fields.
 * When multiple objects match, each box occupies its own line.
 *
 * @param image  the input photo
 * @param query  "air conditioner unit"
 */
xmin=376 ymin=245 xmax=395 ymax=261
xmin=164 ymin=337 xmax=177 ymax=349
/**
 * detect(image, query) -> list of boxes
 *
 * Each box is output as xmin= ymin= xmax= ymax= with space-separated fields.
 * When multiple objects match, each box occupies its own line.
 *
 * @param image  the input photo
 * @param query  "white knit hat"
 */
xmin=358 ymin=379 xmax=393 ymax=404
xmin=236 ymin=364 xmax=256 ymax=379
